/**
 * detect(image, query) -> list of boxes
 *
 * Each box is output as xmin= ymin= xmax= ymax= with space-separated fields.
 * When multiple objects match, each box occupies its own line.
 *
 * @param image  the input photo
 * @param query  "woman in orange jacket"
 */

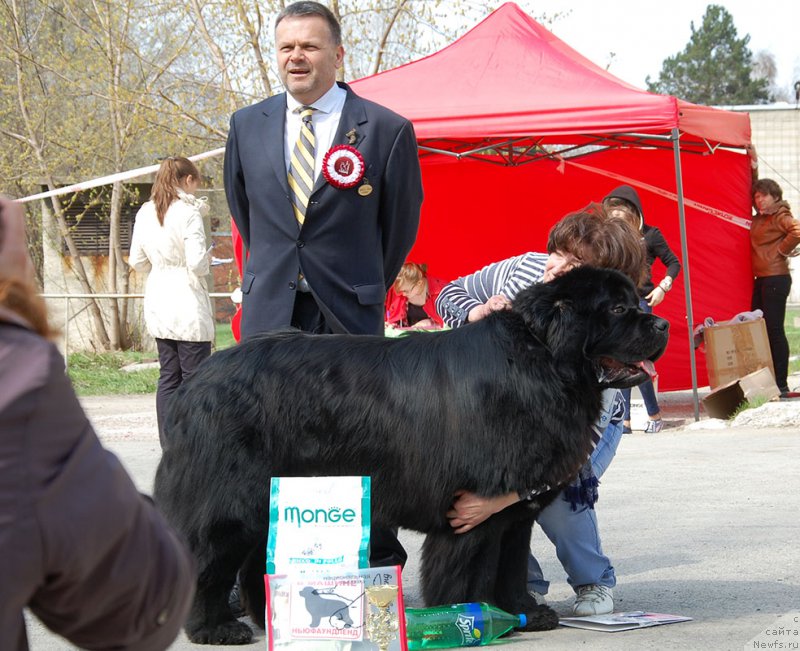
xmin=750 ymin=178 xmax=800 ymax=397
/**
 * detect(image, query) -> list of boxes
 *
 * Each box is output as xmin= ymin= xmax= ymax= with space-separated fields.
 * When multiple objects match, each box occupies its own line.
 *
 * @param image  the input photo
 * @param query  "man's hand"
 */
xmin=446 ymin=490 xmax=520 ymax=534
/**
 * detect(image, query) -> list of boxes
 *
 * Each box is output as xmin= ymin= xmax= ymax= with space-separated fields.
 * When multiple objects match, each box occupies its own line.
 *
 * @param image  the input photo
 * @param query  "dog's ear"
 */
xmin=513 ymin=285 xmax=585 ymax=368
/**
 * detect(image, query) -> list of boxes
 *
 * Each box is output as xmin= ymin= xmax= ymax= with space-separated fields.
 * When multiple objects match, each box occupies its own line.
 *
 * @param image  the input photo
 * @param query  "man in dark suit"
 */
xmin=224 ymin=0 xmax=422 ymax=339
xmin=223 ymin=1 xmax=421 ymax=572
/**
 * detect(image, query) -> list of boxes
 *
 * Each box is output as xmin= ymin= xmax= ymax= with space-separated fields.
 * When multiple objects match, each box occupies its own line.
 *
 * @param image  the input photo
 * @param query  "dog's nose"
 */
xmin=653 ymin=317 xmax=670 ymax=332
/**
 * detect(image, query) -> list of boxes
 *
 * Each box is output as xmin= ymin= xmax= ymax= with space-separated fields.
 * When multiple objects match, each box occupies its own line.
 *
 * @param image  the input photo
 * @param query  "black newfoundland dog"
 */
xmin=154 ymin=266 xmax=669 ymax=644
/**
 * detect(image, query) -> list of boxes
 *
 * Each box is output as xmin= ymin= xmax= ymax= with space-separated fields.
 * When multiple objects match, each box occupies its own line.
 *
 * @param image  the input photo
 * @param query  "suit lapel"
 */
xmin=259 ymin=94 xmax=291 ymax=197
xmin=312 ymin=84 xmax=369 ymax=195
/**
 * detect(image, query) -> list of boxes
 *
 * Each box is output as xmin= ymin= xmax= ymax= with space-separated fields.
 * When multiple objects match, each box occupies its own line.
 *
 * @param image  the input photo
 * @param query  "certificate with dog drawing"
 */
xmin=289 ymin=578 xmax=365 ymax=641
xmin=266 ymin=566 xmax=407 ymax=650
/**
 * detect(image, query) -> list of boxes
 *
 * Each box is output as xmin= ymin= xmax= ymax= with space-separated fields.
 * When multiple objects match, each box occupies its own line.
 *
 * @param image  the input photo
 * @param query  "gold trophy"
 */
xmin=365 ymin=585 xmax=399 ymax=651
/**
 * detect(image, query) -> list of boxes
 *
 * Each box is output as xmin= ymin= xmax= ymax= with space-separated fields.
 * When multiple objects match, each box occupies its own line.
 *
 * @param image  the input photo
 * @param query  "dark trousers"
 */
xmin=751 ymin=274 xmax=792 ymax=392
xmin=291 ymin=292 xmax=332 ymax=334
xmin=156 ymin=338 xmax=211 ymax=447
xmin=292 ymin=291 xmax=407 ymax=568
xmin=369 ymin=526 xmax=408 ymax=569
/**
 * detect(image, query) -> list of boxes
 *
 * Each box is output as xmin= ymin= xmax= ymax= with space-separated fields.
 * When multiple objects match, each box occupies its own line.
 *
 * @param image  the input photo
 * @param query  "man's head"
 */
xmin=275 ymin=2 xmax=344 ymax=106
xmin=544 ymin=203 xmax=647 ymax=287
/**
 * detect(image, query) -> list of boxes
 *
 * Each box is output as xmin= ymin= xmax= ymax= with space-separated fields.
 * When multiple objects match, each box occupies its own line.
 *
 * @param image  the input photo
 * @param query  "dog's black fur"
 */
xmin=154 ymin=266 xmax=669 ymax=644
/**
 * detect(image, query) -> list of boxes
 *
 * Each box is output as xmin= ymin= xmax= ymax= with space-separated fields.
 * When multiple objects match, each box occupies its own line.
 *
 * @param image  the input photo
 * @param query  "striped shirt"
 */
xmin=435 ymin=252 xmax=549 ymax=328
xmin=435 ymin=251 xmax=624 ymax=495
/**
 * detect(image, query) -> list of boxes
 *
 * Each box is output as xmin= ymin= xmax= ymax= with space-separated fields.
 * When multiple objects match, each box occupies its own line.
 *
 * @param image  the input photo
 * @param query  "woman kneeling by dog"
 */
xmin=436 ymin=204 xmax=648 ymax=617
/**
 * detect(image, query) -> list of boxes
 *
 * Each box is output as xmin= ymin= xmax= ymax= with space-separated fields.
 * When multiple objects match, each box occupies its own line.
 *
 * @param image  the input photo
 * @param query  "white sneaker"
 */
xmin=572 ymin=584 xmax=613 ymax=616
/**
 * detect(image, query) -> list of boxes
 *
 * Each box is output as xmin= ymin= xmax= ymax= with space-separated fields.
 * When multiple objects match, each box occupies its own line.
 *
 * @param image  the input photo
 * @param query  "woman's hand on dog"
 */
xmin=447 ymin=490 xmax=520 ymax=533
xmin=467 ymin=294 xmax=512 ymax=323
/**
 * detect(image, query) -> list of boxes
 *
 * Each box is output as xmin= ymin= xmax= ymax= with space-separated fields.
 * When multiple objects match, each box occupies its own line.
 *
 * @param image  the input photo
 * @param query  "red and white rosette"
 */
xmin=322 ymin=145 xmax=365 ymax=189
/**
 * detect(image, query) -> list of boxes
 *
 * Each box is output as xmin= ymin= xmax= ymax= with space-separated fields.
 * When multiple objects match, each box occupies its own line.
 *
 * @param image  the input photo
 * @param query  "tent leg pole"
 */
xmin=671 ymin=128 xmax=700 ymax=421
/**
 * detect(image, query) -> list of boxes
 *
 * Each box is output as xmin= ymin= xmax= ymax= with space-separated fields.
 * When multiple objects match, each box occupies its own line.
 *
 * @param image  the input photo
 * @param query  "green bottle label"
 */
xmin=454 ymin=603 xmax=483 ymax=646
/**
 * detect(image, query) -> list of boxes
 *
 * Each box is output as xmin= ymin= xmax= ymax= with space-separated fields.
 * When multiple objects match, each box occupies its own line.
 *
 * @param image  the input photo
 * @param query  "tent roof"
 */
xmin=350 ymin=2 xmax=751 ymax=150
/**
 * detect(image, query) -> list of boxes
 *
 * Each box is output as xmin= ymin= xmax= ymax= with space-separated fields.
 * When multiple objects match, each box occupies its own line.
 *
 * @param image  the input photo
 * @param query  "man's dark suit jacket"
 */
xmin=224 ymin=82 xmax=423 ymax=337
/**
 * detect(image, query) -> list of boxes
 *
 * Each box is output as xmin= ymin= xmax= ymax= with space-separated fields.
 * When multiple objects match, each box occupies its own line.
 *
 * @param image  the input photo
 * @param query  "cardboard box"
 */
xmin=702 ymin=367 xmax=780 ymax=419
xmin=703 ymin=318 xmax=774 ymax=390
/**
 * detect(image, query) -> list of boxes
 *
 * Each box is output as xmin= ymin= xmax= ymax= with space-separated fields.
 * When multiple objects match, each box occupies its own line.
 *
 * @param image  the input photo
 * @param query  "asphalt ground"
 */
xmin=25 ymin=385 xmax=800 ymax=651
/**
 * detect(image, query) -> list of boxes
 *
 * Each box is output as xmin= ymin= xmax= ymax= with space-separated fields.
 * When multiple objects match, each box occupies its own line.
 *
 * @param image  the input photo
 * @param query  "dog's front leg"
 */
xmin=420 ymin=524 xmax=502 ymax=607
xmin=185 ymin=529 xmax=259 ymax=645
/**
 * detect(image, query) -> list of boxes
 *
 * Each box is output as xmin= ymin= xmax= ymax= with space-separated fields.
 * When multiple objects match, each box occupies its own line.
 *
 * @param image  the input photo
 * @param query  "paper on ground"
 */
xmin=559 ymin=611 xmax=692 ymax=632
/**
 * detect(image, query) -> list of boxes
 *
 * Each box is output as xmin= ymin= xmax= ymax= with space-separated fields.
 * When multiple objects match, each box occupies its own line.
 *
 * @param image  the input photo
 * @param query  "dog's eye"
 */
xmin=611 ymin=305 xmax=626 ymax=314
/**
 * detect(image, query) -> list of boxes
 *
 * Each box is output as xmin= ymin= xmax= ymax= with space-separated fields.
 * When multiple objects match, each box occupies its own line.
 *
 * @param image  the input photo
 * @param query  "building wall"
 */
xmin=730 ymin=104 xmax=800 ymax=303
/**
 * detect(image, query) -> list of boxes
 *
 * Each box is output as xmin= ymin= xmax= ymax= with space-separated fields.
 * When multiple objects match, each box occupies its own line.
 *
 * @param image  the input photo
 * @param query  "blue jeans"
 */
xmin=622 ymin=299 xmax=661 ymax=419
xmin=526 ymin=407 xmax=623 ymax=594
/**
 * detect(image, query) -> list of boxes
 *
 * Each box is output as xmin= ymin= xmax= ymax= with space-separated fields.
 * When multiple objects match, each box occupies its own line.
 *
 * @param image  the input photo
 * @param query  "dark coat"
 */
xmin=641 ymin=223 xmax=681 ymax=296
xmin=224 ymin=82 xmax=423 ymax=337
xmin=0 ymin=315 xmax=195 ymax=651
xmin=603 ymin=185 xmax=681 ymax=296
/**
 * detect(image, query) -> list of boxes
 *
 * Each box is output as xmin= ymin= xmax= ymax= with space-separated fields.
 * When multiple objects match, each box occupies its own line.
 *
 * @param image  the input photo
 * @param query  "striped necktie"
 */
xmin=288 ymin=106 xmax=315 ymax=225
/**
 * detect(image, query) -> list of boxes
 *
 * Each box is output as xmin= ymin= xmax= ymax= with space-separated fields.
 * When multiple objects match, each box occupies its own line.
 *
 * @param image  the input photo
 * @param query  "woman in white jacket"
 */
xmin=129 ymin=156 xmax=214 ymax=446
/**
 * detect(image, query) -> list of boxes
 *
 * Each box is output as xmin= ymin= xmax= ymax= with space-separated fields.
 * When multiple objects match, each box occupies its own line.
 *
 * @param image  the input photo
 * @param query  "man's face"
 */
xmin=276 ymin=15 xmax=344 ymax=105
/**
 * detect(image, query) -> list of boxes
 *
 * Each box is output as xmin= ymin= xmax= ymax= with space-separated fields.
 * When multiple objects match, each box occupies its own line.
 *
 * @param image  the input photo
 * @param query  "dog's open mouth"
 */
xmin=595 ymin=358 xmax=657 ymax=387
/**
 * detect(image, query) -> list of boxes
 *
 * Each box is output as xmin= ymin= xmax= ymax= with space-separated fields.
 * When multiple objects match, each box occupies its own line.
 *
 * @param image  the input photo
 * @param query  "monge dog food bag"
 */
xmin=266 ymin=476 xmax=371 ymax=575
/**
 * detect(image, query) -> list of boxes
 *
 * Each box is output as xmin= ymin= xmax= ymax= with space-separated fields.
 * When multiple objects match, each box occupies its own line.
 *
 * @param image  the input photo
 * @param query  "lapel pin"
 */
xmin=358 ymin=179 xmax=373 ymax=196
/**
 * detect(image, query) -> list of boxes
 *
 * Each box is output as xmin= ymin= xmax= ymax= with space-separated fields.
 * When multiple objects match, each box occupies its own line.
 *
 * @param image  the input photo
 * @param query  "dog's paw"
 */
xmin=187 ymin=619 xmax=254 ymax=645
xmin=520 ymin=604 xmax=560 ymax=631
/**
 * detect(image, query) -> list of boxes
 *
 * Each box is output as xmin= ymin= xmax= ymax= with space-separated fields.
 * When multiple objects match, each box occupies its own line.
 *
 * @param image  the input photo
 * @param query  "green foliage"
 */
xmin=646 ymin=4 xmax=770 ymax=105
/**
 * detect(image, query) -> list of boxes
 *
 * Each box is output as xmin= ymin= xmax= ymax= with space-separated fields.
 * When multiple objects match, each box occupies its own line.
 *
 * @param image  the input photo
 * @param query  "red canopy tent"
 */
xmin=350 ymin=2 xmax=755 ymax=400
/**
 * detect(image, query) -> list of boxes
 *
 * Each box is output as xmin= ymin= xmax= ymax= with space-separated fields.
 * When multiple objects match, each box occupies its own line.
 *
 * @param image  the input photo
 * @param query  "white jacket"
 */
xmin=128 ymin=190 xmax=214 ymax=342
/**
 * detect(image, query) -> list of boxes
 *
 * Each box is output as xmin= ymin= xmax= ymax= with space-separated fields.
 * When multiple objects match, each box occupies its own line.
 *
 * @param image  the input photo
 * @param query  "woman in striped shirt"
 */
xmin=437 ymin=205 xmax=647 ymax=617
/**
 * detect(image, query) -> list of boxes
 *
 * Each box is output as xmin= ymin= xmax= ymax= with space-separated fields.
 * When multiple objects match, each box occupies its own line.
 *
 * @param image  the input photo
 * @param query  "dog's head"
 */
xmin=512 ymin=266 xmax=670 ymax=388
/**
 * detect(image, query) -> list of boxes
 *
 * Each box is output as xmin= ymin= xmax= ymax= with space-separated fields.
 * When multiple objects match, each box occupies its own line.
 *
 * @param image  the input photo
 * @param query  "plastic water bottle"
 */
xmin=404 ymin=602 xmax=526 ymax=649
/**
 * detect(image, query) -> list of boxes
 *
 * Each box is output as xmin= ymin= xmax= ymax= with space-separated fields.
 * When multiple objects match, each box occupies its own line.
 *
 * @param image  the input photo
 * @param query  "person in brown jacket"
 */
xmin=750 ymin=179 xmax=800 ymax=397
xmin=0 ymin=196 xmax=195 ymax=650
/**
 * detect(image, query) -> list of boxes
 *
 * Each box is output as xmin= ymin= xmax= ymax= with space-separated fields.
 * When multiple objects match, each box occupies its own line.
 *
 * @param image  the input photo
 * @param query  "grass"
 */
xmin=68 ymin=322 xmax=237 ymax=396
xmin=68 ymin=350 xmax=161 ymax=395
xmin=728 ymin=395 xmax=769 ymax=421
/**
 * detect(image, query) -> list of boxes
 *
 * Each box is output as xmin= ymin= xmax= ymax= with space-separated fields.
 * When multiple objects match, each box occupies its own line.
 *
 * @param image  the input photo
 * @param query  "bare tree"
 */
xmin=2 ymin=0 xmax=112 ymax=347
